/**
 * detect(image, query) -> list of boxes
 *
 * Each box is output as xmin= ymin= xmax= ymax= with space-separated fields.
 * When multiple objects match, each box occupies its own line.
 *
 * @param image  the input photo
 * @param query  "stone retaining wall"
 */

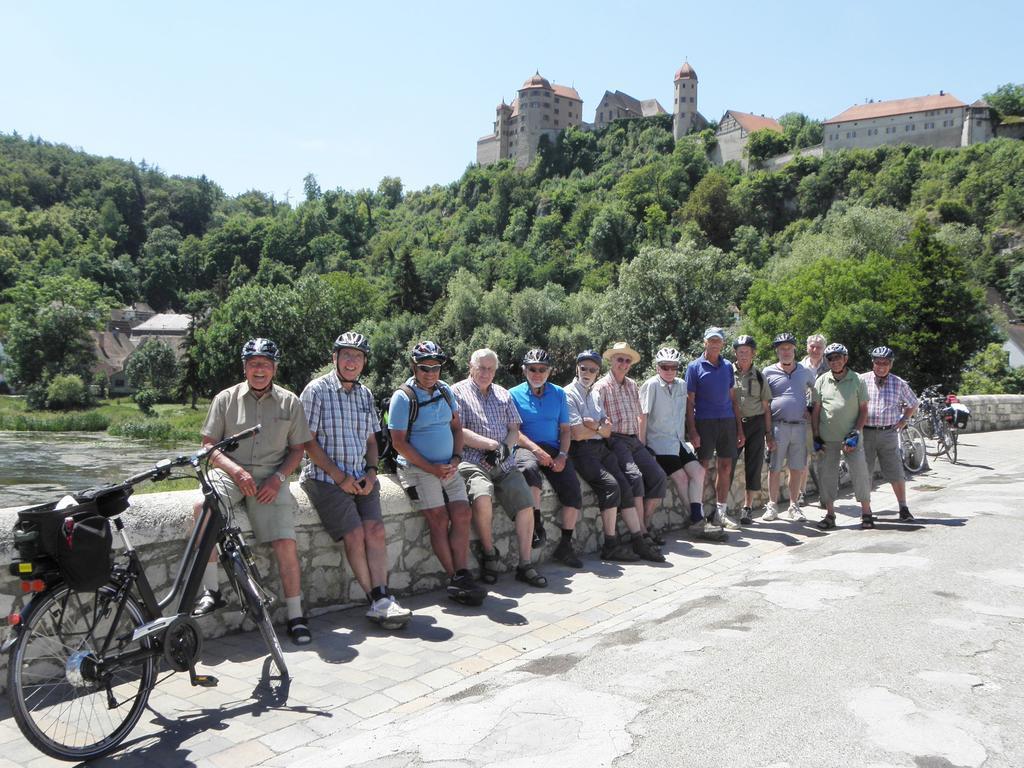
xmin=956 ymin=395 xmax=1024 ymax=433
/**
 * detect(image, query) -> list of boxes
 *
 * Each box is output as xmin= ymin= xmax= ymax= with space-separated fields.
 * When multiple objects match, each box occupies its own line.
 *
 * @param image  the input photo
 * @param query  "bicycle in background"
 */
xmin=4 ymin=425 xmax=288 ymax=762
xmin=915 ymin=385 xmax=961 ymax=464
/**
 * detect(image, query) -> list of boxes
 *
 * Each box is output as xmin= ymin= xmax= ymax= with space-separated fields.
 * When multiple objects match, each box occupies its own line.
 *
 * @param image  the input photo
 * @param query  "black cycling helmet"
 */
xmin=576 ymin=349 xmax=602 ymax=366
xmin=522 ymin=348 xmax=552 ymax=366
xmin=772 ymin=332 xmax=797 ymax=348
xmin=824 ymin=342 xmax=849 ymax=358
xmin=334 ymin=331 xmax=371 ymax=356
xmin=870 ymin=345 xmax=895 ymax=360
xmin=410 ymin=340 xmax=447 ymax=363
xmin=733 ymin=334 xmax=757 ymax=350
xmin=241 ymin=338 xmax=281 ymax=361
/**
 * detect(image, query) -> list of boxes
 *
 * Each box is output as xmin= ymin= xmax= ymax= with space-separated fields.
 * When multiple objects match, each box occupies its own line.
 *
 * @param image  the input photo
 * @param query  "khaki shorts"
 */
xmin=396 ymin=463 xmax=469 ymax=511
xmin=862 ymin=427 xmax=904 ymax=484
xmin=458 ymin=462 xmax=535 ymax=518
xmin=208 ymin=468 xmax=298 ymax=544
xmin=300 ymin=477 xmax=382 ymax=541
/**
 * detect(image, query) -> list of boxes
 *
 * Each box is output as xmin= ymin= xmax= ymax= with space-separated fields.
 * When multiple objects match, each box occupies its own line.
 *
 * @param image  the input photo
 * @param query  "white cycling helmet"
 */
xmin=654 ymin=347 xmax=682 ymax=365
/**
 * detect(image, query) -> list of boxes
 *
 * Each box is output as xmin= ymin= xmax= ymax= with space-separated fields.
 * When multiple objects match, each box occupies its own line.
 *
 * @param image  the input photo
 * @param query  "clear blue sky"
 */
xmin=4 ymin=1 xmax=1021 ymax=201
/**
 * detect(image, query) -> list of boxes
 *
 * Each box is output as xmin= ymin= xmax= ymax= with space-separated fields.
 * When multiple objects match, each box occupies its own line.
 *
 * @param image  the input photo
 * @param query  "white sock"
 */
xmin=285 ymin=595 xmax=303 ymax=620
xmin=716 ymin=502 xmax=728 ymax=514
xmin=203 ymin=563 xmax=219 ymax=591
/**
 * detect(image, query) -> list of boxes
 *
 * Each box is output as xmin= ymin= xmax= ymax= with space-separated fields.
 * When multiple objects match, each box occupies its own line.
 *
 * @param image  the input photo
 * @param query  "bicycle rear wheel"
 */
xmin=900 ymin=425 xmax=927 ymax=474
xmin=948 ymin=429 xmax=958 ymax=464
xmin=6 ymin=583 xmax=156 ymax=762
xmin=224 ymin=547 xmax=288 ymax=678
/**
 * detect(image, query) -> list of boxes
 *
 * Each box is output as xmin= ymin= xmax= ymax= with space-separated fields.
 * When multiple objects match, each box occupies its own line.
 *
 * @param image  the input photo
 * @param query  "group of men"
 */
xmin=193 ymin=328 xmax=920 ymax=644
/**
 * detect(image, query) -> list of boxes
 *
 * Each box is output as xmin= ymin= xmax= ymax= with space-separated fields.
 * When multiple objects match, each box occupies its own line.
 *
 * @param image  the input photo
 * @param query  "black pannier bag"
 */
xmin=13 ymin=486 xmax=128 ymax=591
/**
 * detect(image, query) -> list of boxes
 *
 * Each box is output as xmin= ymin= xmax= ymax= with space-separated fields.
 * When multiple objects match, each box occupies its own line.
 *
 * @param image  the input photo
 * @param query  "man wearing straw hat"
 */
xmin=594 ymin=341 xmax=669 ymax=547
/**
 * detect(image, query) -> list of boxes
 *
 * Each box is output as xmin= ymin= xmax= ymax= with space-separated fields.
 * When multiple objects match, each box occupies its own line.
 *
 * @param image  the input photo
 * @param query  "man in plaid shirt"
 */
xmin=300 ymin=332 xmax=412 ymax=629
xmin=860 ymin=345 xmax=919 ymax=521
xmin=452 ymin=349 xmax=547 ymax=589
xmin=594 ymin=341 xmax=668 ymax=547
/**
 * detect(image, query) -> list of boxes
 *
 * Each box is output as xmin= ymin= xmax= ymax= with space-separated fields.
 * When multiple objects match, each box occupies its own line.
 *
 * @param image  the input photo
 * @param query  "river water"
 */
xmin=0 ymin=431 xmax=197 ymax=510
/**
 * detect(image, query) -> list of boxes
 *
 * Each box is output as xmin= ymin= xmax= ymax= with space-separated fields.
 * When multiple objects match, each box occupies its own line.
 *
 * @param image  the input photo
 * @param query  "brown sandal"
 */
xmin=515 ymin=564 xmax=547 ymax=588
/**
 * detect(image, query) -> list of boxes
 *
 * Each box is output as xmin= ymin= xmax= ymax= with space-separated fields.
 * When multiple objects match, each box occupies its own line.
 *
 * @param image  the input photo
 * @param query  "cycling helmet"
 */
xmin=869 ymin=345 xmax=895 ymax=360
xmin=241 ymin=338 xmax=281 ymax=361
xmin=410 ymin=340 xmax=447 ymax=363
xmin=576 ymin=349 xmax=602 ymax=366
xmin=654 ymin=347 xmax=682 ymax=365
xmin=733 ymin=335 xmax=757 ymax=350
xmin=334 ymin=331 xmax=370 ymax=356
xmin=824 ymin=342 xmax=849 ymax=358
xmin=772 ymin=332 xmax=797 ymax=348
xmin=522 ymin=348 xmax=552 ymax=366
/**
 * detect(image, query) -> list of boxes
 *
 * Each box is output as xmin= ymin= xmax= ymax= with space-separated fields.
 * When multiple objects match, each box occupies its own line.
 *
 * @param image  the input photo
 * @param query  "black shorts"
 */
xmin=515 ymin=444 xmax=584 ymax=509
xmin=655 ymin=442 xmax=700 ymax=476
xmin=695 ymin=418 xmax=738 ymax=461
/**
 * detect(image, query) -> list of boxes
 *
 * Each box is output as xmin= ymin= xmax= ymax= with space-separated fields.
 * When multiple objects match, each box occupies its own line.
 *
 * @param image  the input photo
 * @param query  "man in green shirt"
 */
xmin=811 ymin=343 xmax=873 ymax=530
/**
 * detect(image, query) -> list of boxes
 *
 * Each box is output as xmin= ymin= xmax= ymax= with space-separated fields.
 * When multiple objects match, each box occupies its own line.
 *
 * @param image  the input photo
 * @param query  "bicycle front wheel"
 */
xmin=900 ymin=425 xmax=928 ymax=474
xmin=7 ymin=583 xmax=156 ymax=762
xmin=225 ymin=548 xmax=289 ymax=678
xmin=948 ymin=429 xmax=958 ymax=464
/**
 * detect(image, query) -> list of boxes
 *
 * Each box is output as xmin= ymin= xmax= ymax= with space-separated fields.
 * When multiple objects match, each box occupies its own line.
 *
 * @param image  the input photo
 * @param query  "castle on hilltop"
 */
xmin=477 ymin=61 xmax=1020 ymax=171
xmin=476 ymin=62 xmax=709 ymax=169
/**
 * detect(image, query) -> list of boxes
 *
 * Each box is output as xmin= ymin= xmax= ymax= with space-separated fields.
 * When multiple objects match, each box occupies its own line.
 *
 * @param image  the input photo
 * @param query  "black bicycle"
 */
xmin=915 ymin=385 xmax=958 ymax=464
xmin=4 ymin=425 xmax=288 ymax=762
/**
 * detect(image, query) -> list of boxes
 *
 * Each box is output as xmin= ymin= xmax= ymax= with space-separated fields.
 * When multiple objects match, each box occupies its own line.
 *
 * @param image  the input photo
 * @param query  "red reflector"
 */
xmin=29 ymin=580 xmax=46 ymax=592
xmin=7 ymin=614 xmax=20 ymax=626
xmin=20 ymin=582 xmax=32 ymax=594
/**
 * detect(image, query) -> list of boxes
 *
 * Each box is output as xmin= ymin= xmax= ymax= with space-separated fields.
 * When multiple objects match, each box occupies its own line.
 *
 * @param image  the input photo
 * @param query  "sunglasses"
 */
xmin=416 ymin=364 xmax=443 ymax=372
xmin=613 ymin=356 xmax=633 ymax=364
xmin=526 ymin=366 xmax=550 ymax=374
xmin=657 ymin=364 xmax=678 ymax=371
xmin=578 ymin=365 xmax=599 ymax=374
xmin=826 ymin=354 xmax=845 ymax=362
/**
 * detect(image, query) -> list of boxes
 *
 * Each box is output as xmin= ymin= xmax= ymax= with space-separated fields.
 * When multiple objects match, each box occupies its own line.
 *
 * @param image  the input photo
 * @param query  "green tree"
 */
xmin=744 ymin=129 xmax=790 ymax=164
xmin=679 ymin=170 xmax=737 ymax=250
xmin=124 ymin=339 xmax=179 ymax=400
xmin=983 ymin=83 xmax=1024 ymax=117
xmin=958 ymin=342 xmax=1024 ymax=394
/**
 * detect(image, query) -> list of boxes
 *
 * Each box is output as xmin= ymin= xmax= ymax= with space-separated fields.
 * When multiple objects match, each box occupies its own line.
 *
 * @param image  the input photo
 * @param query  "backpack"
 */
xmin=377 ymin=383 xmax=455 ymax=471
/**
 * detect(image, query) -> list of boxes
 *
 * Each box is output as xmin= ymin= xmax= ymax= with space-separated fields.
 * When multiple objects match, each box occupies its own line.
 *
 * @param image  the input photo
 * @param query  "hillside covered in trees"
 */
xmin=2 ymin=108 xmax=1024 ymax=404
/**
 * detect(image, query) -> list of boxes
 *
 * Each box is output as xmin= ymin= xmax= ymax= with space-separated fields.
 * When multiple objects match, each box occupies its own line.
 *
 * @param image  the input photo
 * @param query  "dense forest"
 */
xmin=2 ymin=90 xmax=1024 ymax=406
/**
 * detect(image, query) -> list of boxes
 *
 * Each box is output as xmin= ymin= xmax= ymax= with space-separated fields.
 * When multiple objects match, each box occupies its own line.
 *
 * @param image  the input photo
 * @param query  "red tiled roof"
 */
xmin=675 ymin=61 xmax=698 ymax=81
xmin=725 ymin=111 xmax=782 ymax=134
xmin=824 ymin=93 xmax=966 ymax=124
xmin=552 ymin=84 xmax=581 ymax=102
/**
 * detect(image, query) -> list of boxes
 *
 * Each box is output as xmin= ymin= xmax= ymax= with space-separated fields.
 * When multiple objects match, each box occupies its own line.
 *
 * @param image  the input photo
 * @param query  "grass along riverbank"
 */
xmin=0 ymin=396 xmax=208 ymax=443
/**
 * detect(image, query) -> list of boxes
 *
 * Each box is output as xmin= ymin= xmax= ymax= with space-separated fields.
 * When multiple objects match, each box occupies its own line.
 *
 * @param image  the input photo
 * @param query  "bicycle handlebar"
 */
xmin=119 ymin=424 xmax=262 ymax=488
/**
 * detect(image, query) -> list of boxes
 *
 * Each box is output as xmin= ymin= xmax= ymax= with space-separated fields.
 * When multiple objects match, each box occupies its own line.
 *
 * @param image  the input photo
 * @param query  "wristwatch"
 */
xmin=365 ymin=464 xmax=378 ymax=472
xmin=557 ymin=451 xmax=568 ymax=458
xmin=274 ymin=471 xmax=287 ymax=483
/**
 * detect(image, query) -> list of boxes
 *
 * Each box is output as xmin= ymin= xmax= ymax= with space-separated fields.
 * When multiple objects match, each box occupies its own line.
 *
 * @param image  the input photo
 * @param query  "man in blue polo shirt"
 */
xmin=388 ymin=340 xmax=485 ymax=606
xmin=686 ymin=327 xmax=745 ymax=530
xmin=510 ymin=348 xmax=584 ymax=568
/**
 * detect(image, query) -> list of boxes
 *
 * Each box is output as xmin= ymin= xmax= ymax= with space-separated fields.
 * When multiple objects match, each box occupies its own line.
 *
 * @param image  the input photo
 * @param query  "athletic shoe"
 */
xmin=899 ymin=507 xmax=914 ymax=521
xmin=689 ymin=519 xmax=728 ymax=542
xmin=192 ymin=588 xmax=226 ymax=618
xmin=739 ymin=506 xmax=753 ymax=525
xmin=367 ymin=596 xmax=412 ymax=629
xmin=797 ymin=492 xmax=806 ymax=506
xmin=721 ymin=511 xmax=741 ymax=531
xmin=447 ymin=570 xmax=487 ymax=606
xmin=601 ymin=537 xmax=640 ymax=562
xmin=632 ymin=533 xmax=666 ymax=563
xmin=779 ymin=504 xmax=800 ymax=522
xmin=789 ymin=503 xmax=806 ymax=522
xmin=762 ymin=502 xmax=780 ymax=522
xmin=552 ymin=537 xmax=583 ymax=568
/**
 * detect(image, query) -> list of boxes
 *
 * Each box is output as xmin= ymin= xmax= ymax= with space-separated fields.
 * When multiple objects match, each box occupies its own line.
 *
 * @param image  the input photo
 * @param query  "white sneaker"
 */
xmin=762 ymin=502 xmax=779 ymax=522
xmin=780 ymin=503 xmax=805 ymax=522
xmin=721 ymin=511 xmax=741 ymax=531
xmin=367 ymin=596 xmax=412 ymax=629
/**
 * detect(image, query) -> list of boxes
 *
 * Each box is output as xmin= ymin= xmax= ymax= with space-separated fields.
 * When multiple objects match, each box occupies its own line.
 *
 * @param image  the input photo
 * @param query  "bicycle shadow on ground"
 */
xmin=101 ymin=660 xmax=329 ymax=767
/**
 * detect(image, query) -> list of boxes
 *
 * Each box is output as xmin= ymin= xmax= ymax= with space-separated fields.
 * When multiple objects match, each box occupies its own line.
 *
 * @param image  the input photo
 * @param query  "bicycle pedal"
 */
xmin=189 ymin=672 xmax=219 ymax=687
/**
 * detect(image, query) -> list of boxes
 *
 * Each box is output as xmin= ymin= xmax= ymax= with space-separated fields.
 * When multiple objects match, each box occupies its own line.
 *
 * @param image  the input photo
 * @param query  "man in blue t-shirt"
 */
xmin=388 ymin=341 xmax=485 ymax=606
xmin=510 ymin=348 xmax=584 ymax=568
xmin=685 ymin=327 xmax=746 ymax=530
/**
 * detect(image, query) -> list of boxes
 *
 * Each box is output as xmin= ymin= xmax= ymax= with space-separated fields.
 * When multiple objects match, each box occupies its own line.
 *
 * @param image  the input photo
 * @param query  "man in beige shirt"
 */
xmin=192 ymin=338 xmax=315 ymax=645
